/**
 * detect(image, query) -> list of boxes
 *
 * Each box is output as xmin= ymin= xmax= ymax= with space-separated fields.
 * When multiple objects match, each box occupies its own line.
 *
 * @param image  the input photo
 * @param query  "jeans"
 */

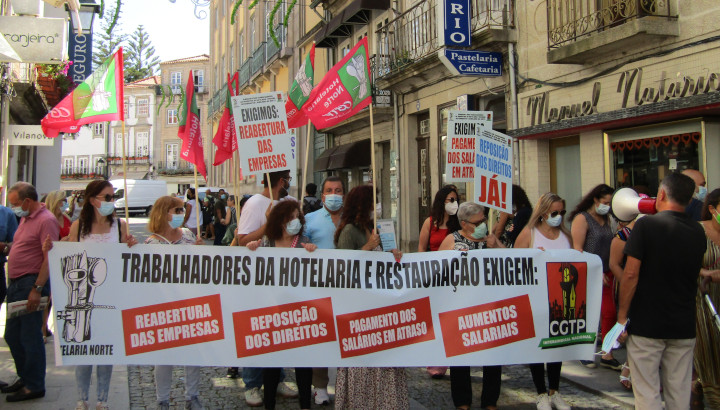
xmin=4 ymin=274 xmax=48 ymax=392
xmin=155 ymin=365 xmax=201 ymax=402
xmin=76 ymin=365 xmax=113 ymax=402
xmin=263 ymin=368 xmax=312 ymax=409
xmin=213 ymin=223 xmax=227 ymax=246
xmin=243 ymin=367 xmax=285 ymax=389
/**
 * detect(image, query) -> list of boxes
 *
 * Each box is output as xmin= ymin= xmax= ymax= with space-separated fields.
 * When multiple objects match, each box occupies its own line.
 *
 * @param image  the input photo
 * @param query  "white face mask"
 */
xmin=285 ymin=218 xmax=302 ymax=235
xmin=445 ymin=201 xmax=458 ymax=215
xmin=545 ymin=214 xmax=563 ymax=227
xmin=596 ymin=203 xmax=611 ymax=216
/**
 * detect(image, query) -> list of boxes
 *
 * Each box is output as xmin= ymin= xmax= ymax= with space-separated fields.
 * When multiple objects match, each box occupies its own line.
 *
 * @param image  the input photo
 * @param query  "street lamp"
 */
xmin=96 ymin=157 xmax=107 ymax=180
xmin=65 ymin=0 xmax=101 ymax=35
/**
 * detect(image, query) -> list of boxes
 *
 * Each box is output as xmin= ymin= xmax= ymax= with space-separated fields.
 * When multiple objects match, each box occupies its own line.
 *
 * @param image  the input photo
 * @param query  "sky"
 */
xmin=104 ymin=0 xmax=210 ymax=63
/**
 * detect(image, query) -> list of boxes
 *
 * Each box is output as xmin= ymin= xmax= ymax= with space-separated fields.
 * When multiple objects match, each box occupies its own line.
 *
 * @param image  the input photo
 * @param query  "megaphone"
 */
xmin=611 ymin=188 xmax=657 ymax=222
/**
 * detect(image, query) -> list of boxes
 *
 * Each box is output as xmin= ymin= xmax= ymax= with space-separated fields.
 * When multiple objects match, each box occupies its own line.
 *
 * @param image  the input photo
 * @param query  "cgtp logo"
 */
xmin=539 ymin=262 xmax=595 ymax=348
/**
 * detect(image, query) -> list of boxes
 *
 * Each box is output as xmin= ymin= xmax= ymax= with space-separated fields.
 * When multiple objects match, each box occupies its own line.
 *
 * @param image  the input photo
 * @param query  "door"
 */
xmin=550 ymin=136 xmax=582 ymax=223
xmin=417 ymin=137 xmax=431 ymax=229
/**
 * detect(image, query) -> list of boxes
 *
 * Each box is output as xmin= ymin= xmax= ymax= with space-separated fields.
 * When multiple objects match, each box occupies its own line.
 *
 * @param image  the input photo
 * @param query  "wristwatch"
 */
xmin=33 ymin=284 xmax=44 ymax=292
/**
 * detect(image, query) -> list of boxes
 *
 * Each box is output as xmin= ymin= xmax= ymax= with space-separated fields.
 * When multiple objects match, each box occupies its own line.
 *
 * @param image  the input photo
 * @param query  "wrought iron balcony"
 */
xmin=208 ymin=83 xmax=228 ymax=118
xmin=374 ymin=0 xmax=514 ymax=79
xmin=265 ymin=26 xmax=285 ymax=61
xmin=547 ymin=0 xmax=673 ymax=49
xmin=251 ymin=42 xmax=266 ymax=75
xmin=239 ymin=59 xmax=251 ymax=85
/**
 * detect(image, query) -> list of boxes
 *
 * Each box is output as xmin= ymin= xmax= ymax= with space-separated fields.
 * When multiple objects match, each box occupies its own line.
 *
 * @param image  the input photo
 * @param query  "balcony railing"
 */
xmin=106 ymin=156 xmax=151 ymax=165
xmin=265 ymin=26 xmax=286 ymax=61
xmin=155 ymin=161 xmax=199 ymax=175
xmin=60 ymin=168 xmax=105 ymax=179
xmin=208 ymin=83 xmax=228 ymax=117
xmin=547 ymin=0 xmax=672 ymax=48
xmin=239 ymin=59 xmax=251 ymax=85
xmin=251 ymin=42 xmax=266 ymax=75
xmin=375 ymin=0 xmax=514 ymax=78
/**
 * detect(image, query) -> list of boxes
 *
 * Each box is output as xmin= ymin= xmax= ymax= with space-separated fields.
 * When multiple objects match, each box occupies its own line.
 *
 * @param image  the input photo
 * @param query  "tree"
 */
xmin=93 ymin=0 xmax=127 ymax=69
xmin=124 ymin=25 xmax=161 ymax=83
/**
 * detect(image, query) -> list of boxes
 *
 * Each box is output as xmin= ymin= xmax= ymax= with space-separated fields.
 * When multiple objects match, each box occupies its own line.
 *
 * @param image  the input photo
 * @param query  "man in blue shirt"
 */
xmin=0 ymin=186 xmax=19 ymax=389
xmin=303 ymin=176 xmax=344 ymax=404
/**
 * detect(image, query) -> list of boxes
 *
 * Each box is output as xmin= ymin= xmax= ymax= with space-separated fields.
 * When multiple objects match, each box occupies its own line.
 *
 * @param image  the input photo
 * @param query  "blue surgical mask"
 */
xmin=12 ymin=205 xmax=29 ymax=218
xmin=324 ymin=194 xmax=343 ymax=212
xmin=596 ymin=203 xmax=610 ymax=216
xmin=546 ymin=214 xmax=563 ymax=227
xmin=60 ymin=203 xmax=69 ymax=212
xmin=285 ymin=218 xmax=302 ymax=235
xmin=471 ymin=222 xmax=488 ymax=239
xmin=98 ymin=201 xmax=115 ymax=216
xmin=221 ymin=194 xmax=227 ymax=200
xmin=170 ymin=214 xmax=185 ymax=229
xmin=696 ymin=186 xmax=707 ymax=202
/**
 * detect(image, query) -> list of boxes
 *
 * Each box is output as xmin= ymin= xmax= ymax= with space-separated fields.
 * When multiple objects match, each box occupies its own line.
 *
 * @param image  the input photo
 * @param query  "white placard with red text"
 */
xmin=444 ymin=110 xmax=492 ymax=182
xmin=48 ymin=243 xmax=602 ymax=367
xmin=474 ymin=127 xmax=514 ymax=213
xmin=231 ymin=92 xmax=293 ymax=177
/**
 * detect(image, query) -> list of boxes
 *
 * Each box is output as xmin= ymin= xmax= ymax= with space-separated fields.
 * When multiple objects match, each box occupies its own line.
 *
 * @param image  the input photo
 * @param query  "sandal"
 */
xmin=619 ymin=363 xmax=632 ymax=390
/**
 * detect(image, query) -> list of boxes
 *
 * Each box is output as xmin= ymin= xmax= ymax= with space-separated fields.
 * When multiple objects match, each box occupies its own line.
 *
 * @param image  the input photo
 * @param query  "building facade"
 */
xmin=156 ymin=55 xmax=211 ymax=195
xmin=60 ymin=124 xmax=108 ymax=191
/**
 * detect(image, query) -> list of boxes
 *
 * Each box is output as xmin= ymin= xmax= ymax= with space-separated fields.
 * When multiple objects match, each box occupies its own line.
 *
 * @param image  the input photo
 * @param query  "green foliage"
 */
xmin=124 ymin=25 xmax=161 ymax=82
xmin=93 ymin=0 xmax=127 ymax=70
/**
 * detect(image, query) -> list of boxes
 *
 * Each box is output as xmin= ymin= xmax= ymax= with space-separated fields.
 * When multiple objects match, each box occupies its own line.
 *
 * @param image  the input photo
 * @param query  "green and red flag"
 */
xmin=304 ymin=38 xmax=371 ymax=130
xmin=41 ymin=47 xmax=125 ymax=138
xmin=285 ymin=43 xmax=315 ymax=128
xmin=212 ymin=72 xmax=239 ymax=166
xmin=178 ymin=70 xmax=207 ymax=179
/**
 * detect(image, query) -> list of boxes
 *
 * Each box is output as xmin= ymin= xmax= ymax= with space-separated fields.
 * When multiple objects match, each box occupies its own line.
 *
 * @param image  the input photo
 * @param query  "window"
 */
xmin=123 ymin=99 xmax=128 ymax=117
xmin=167 ymin=143 xmax=179 ymax=169
xmin=136 ymin=98 xmax=149 ymax=117
xmin=136 ymin=132 xmax=149 ymax=156
xmin=78 ymin=157 xmax=89 ymax=175
xmin=93 ymin=123 xmax=104 ymax=136
xmin=62 ymin=158 xmax=74 ymax=174
xmin=250 ymin=16 xmax=256 ymax=48
xmin=171 ymin=71 xmax=182 ymax=93
xmin=115 ymin=133 xmax=129 ymax=156
xmin=168 ymin=109 xmax=178 ymax=125
xmin=194 ymin=70 xmax=204 ymax=92
xmin=230 ymin=43 xmax=235 ymax=71
xmin=239 ymin=33 xmax=245 ymax=60
xmin=93 ymin=156 xmax=105 ymax=175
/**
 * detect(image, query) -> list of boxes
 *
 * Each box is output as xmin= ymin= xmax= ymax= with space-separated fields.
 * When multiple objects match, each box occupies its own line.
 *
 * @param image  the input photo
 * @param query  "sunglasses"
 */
xmin=444 ymin=197 xmax=457 ymax=203
xmin=95 ymin=194 xmax=114 ymax=202
xmin=172 ymin=207 xmax=185 ymax=214
xmin=549 ymin=210 xmax=567 ymax=218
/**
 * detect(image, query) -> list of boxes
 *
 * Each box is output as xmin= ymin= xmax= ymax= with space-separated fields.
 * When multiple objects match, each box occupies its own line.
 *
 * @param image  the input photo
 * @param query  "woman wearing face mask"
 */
xmin=144 ymin=196 xmax=204 ymax=409
xmin=438 ymin=202 xmax=504 ymax=410
xmin=333 ymin=184 xmax=406 ymax=410
xmin=418 ymin=186 xmax=461 ymax=252
xmin=62 ymin=180 xmax=137 ymax=410
xmin=68 ymin=191 xmax=84 ymax=222
xmin=44 ymin=190 xmax=72 ymax=240
xmin=246 ymin=200 xmax=316 ymax=410
xmin=569 ymin=184 xmax=618 ymax=369
xmin=182 ymin=188 xmax=202 ymax=236
xmin=694 ymin=188 xmax=720 ymax=408
xmin=514 ymin=193 xmax=572 ymax=410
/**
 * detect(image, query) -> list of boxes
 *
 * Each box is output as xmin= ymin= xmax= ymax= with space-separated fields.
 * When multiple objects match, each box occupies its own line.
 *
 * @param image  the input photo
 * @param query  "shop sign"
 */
xmin=438 ymin=49 xmax=502 ymax=77
xmin=373 ymin=88 xmax=391 ymax=107
xmin=617 ymin=68 xmax=720 ymax=108
xmin=438 ymin=0 xmax=471 ymax=47
xmin=8 ymin=125 xmax=55 ymax=146
xmin=526 ymin=82 xmax=601 ymax=126
xmin=68 ymin=31 xmax=93 ymax=83
xmin=0 ymin=16 xmax=67 ymax=63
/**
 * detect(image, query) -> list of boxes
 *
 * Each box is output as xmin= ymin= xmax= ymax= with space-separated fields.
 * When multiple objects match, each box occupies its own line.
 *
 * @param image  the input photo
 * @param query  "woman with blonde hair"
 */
xmin=515 ymin=193 xmax=572 ymax=410
xmin=144 ymin=196 xmax=204 ymax=410
xmin=44 ymin=190 xmax=72 ymax=240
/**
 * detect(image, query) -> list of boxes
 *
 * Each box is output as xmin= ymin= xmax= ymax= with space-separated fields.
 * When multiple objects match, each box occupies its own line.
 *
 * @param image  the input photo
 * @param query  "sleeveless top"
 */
xmin=581 ymin=211 xmax=613 ymax=272
xmin=80 ymin=220 xmax=121 ymax=243
xmin=451 ymin=231 xmax=487 ymax=251
xmin=186 ymin=199 xmax=201 ymax=229
xmin=531 ymin=227 xmax=571 ymax=250
xmin=701 ymin=227 xmax=720 ymax=270
xmin=428 ymin=217 xmax=448 ymax=251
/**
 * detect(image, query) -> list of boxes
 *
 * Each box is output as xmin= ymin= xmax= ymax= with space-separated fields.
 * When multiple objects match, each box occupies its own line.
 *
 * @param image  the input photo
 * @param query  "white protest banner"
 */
xmin=48 ymin=243 xmax=602 ymax=367
xmin=445 ymin=110 xmax=492 ymax=182
xmin=231 ymin=92 xmax=293 ymax=176
xmin=474 ymin=128 xmax=514 ymax=213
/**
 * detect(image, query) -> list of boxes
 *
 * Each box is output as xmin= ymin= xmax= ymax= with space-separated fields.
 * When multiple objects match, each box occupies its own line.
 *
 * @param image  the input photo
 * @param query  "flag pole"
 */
xmin=193 ymin=167 xmax=201 ymax=231
xmin=370 ymin=104 xmax=377 ymax=231
xmin=266 ymin=173 xmax=274 ymax=202
xmin=301 ymin=120 xmax=312 ymax=191
xmin=120 ymin=121 xmax=130 ymax=227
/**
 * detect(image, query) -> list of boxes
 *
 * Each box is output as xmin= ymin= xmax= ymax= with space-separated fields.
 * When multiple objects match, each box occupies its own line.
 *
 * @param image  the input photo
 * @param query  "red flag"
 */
xmin=212 ymin=73 xmax=238 ymax=166
xmin=285 ymin=43 xmax=315 ymax=128
xmin=41 ymin=48 xmax=124 ymax=138
xmin=303 ymin=38 xmax=371 ymax=130
xmin=178 ymin=71 xmax=207 ymax=179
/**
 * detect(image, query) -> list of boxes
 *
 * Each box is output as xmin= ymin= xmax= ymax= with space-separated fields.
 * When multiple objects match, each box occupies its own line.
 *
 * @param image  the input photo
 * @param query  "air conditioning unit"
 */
xmin=420 ymin=119 xmax=430 ymax=135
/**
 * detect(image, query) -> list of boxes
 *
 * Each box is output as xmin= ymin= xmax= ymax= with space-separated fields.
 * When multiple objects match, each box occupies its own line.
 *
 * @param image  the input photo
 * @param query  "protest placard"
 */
xmin=48 ymin=243 xmax=601 ymax=367
xmin=231 ymin=92 xmax=293 ymax=176
xmin=444 ymin=110 xmax=492 ymax=182
xmin=474 ymin=128 xmax=514 ymax=213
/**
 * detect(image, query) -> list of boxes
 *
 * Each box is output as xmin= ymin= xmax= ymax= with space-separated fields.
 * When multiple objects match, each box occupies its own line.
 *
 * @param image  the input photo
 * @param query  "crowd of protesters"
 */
xmin=0 ymin=168 xmax=718 ymax=410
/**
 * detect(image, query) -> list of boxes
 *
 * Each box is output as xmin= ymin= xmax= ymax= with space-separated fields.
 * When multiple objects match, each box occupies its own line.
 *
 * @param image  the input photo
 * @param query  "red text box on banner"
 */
xmin=233 ymin=297 xmax=336 ymax=357
xmin=121 ymin=294 xmax=224 ymax=355
xmin=335 ymin=297 xmax=435 ymax=358
xmin=439 ymin=295 xmax=535 ymax=357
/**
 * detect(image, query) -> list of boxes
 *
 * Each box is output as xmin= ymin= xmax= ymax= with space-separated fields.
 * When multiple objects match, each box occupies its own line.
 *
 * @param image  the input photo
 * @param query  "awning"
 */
xmin=315 ymin=139 xmax=371 ymax=171
xmin=315 ymin=0 xmax=390 ymax=47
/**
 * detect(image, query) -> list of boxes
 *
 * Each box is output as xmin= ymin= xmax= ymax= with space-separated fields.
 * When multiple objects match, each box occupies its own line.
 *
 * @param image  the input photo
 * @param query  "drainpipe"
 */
xmin=507 ymin=36 xmax=520 ymax=184
xmin=393 ymin=91 xmax=401 ymax=248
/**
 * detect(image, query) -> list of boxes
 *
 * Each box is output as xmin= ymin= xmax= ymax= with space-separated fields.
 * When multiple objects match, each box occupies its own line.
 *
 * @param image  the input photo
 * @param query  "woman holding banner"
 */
xmin=245 ymin=200 xmax=316 ymax=410
xmin=144 ymin=196 xmax=205 ymax=410
xmin=514 ymin=193 xmax=572 ymax=410
xmin=438 ymin=202 xmax=504 ymax=410
xmin=333 ymin=185 xmax=407 ymax=409
xmin=64 ymin=180 xmax=137 ymax=410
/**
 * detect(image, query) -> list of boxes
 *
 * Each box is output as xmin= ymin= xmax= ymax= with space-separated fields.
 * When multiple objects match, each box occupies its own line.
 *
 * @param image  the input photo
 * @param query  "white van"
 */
xmin=193 ymin=186 xmax=227 ymax=201
xmin=111 ymin=179 xmax=167 ymax=215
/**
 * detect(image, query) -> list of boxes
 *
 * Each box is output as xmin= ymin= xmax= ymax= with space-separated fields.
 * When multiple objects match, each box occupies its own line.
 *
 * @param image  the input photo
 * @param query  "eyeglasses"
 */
xmin=95 ymin=194 xmax=114 ymax=202
xmin=549 ymin=210 xmax=567 ymax=218
xmin=464 ymin=218 xmax=485 ymax=226
xmin=284 ymin=176 xmax=293 ymax=182
xmin=172 ymin=207 xmax=185 ymax=214
xmin=444 ymin=197 xmax=457 ymax=203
